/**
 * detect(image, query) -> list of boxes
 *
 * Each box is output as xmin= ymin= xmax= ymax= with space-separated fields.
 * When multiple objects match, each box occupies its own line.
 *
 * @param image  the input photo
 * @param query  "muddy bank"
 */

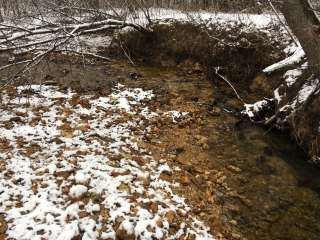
xmin=116 ymin=20 xmax=287 ymax=86
xmin=8 ymin=58 xmax=320 ymax=240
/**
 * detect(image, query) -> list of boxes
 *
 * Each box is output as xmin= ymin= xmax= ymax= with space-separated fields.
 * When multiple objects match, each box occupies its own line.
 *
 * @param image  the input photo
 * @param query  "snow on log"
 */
xmin=242 ymin=98 xmax=274 ymax=120
xmin=263 ymin=47 xmax=305 ymax=74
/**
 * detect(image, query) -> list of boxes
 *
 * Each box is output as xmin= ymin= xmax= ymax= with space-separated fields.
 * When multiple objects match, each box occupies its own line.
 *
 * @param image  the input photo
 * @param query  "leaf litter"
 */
xmin=0 ymin=83 xmax=213 ymax=240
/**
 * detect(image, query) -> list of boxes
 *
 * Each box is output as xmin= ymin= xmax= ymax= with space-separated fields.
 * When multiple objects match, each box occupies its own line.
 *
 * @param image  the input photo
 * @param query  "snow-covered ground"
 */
xmin=127 ymin=8 xmax=280 ymax=28
xmin=0 ymin=84 xmax=213 ymax=240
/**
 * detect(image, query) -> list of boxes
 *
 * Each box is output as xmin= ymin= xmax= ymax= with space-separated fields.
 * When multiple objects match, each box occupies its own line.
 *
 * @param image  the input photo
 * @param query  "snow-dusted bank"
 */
xmin=0 ymin=7 xmax=284 ymax=59
xmin=127 ymin=8 xmax=280 ymax=28
xmin=0 ymin=84 xmax=213 ymax=240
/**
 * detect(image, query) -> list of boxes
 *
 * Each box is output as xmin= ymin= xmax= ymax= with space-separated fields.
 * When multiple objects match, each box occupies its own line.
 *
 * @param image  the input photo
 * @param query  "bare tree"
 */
xmin=282 ymin=0 xmax=320 ymax=77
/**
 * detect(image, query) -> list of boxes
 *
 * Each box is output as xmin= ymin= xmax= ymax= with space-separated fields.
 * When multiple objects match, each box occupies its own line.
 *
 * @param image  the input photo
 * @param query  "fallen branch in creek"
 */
xmin=214 ymin=67 xmax=246 ymax=105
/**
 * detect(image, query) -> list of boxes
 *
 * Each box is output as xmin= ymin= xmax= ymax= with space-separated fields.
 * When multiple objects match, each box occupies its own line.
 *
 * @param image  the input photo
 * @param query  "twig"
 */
xmin=0 ymin=26 xmax=79 ymax=89
xmin=0 ymin=60 xmax=33 ymax=71
xmin=118 ymin=36 xmax=135 ymax=66
xmin=54 ymin=49 xmax=112 ymax=61
xmin=214 ymin=67 xmax=246 ymax=105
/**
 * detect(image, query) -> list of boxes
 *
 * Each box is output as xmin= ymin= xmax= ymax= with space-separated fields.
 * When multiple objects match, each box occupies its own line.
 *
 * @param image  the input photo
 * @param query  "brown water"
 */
xmin=10 ymin=59 xmax=320 ymax=240
xmin=207 ymin=124 xmax=320 ymax=240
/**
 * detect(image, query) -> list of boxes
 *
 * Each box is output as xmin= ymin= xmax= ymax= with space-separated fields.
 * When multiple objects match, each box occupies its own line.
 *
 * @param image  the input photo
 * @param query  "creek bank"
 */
xmin=116 ymin=20 xmax=287 ymax=86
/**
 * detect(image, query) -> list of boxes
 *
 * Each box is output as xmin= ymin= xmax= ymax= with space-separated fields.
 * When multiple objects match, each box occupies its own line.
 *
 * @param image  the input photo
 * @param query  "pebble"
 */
xmin=229 ymin=220 xmax=238 ymax=225
xmin=180 ymin=174 xmax=191 ymax=185
xmin=227 ymin=165 xmax=242 ymax=173
xmin=116 ymin=228 xmax=135 ymax=240
xmin=195 ymin=135 xmax=209 ymax=149
xmin=231 ymin=233 xmax=241 ymax=239
xmin=210 ymin=107 xmax=221 ymax=116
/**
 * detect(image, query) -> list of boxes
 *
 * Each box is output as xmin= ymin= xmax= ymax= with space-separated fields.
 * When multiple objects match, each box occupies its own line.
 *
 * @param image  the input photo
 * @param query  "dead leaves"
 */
xmin=69 ymin=95 xmax=92 ymax=109
xmin=117 ymin=183 xmax=131 ymax=193
xmin=180 ymin=174 xmax=191 ymax=185
xmin=79 ymin=124 xmax=90 ymax=132
xmin=0 ymin=84 xmax=217 ymax=240
xmin=0 ymin=215 xmax=7 ymax=237
xmin=0 ymin=138 xmax=11 ymax=152
xmin=59 ymin=122 xmax=74 ymax=138
xmin=111 ymin=170 xmax=130 ymax=177
xmin=165 ymin=210 xmax=176 ymax=224
xmin=24 ymin=143 xmax=41 ymax=157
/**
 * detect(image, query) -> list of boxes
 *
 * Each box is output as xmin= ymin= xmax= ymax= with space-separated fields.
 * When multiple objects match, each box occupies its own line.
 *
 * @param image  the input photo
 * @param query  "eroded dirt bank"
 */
xmin=1 ymin=59 xmax=320 ymax=240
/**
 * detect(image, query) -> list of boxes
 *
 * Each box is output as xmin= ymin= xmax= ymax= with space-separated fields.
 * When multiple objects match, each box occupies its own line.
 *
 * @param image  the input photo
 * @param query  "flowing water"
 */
xmin=8 ymin=59 xmax=320 ymax=240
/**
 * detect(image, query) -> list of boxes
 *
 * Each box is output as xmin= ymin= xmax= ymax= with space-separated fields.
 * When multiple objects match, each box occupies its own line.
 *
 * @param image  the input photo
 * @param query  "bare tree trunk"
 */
xmin=282 ymin=0 xmax=320 ymax=77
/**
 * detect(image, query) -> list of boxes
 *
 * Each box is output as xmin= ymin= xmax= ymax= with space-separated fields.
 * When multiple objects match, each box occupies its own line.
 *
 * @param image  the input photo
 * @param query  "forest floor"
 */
xmin=0 ymin=80 xmax=216 ymax=240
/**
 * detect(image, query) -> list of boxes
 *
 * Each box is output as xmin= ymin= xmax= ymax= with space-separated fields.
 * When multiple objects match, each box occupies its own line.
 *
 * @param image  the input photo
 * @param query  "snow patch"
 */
xmin=166 ymin=111 xmax=189 ymax=123
xmin=69 ymin=185 xmax=88 ymax=198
